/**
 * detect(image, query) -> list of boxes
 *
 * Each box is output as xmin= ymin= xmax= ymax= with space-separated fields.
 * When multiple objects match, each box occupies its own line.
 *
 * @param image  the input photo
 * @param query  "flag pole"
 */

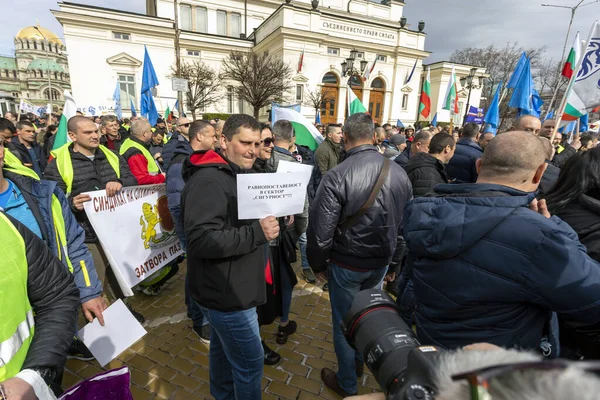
xmin=550 ymin=21 xmax=596 ymax=143
xmin=17 ymin=100 xmax=22 ymax=122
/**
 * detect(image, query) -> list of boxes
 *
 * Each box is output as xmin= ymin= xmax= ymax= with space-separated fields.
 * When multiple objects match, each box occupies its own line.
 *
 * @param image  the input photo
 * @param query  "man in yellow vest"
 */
xmin=43 ymin=116 xmax=144 ymax=322
xmin=2 ymin=140 xmax=106 ymax=363
xmin=119 ymin=117 xmax=166 ymax=185
xmin=0 ymin=211 xmax=79 ymax=398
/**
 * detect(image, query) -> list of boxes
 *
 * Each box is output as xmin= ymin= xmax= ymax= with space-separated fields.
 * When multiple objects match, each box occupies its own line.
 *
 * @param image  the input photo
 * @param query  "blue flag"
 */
xmin=484 ymin=81 xmax=502 ymax=134
xmin=315 ymin=112 xmax=321 ymax=124
xmin=559 ymin=120 xmax=577 ymax=134
xmin=507 ymin=52 xmax=527 ymax=89
xmin=174 ymin=99 xmax=179 ymax=115
xmin=543 ymin=110 xmax=554 ymax=122
xmin=509 ymin=58 xmax=534 ymax=116
xmin=141 ymin=45 xmax=159 ymax=126
xmin=130 ymin=98 xmax=137 ymax=117
xmin=404 ymin=59 xmax=418 ymax=85
xmin=580 ymin=113 xmax=589 ymax=132
xmin=396 ymin=119 xmax=405 ymax=128
xmin=431 ymin=113 xmax=438 ymax=127
xmin=532 ymin=89 xmax=544 ymax=118
xmin=466 ymin=106 xmax=485 ymax=124
xmin=112 ymin=81 xmax=122 ymax=120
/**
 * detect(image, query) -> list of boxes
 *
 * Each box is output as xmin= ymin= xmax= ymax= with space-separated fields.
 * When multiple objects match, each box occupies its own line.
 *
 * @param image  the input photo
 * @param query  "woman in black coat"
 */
xmin=545 ymin=147 xmax=600 ymax=358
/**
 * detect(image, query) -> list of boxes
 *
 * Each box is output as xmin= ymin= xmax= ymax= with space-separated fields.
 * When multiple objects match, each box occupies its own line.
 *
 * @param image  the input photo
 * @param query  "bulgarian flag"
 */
xmin=562 ymin=32 xmax=580 ymax=79
xmin=164 ymin=104 xmax=171 ymax=121
xmin=363 ymin=56 xmax=377 ymax=81
xmin=419 ymin=67 xmax=431 ymax=118
xmin=347 ymin=87 xmax=367 ymax=115
xmin=442 ymin=65 xmax=459 ymax=115
xmin=297 ymin=48 xmax=305 ymax=73
xmin=272 ymin=106 xmax=324 ymax=150
xmin=561 ymin=22 xmax=600 ymax=126
xmin=52 ymin=90 xmax=76 ymax=153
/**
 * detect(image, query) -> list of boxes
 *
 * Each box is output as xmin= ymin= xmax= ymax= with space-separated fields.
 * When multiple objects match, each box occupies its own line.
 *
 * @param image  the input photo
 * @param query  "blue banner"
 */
xmin=466 ymin=106 xmax=485 ymax=124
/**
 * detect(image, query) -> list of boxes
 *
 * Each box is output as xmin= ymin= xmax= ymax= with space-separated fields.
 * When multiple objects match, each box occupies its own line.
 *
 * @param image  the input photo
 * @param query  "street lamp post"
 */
xmin=33 ymin=26 xmax=52 ymax=127
xmin=542 ymin=0 xmax=600 ymax=115
xmin=340 ymin=48 xmax=369 ymax=82
xmin=461 ymin=67 xmax=482 ymax=126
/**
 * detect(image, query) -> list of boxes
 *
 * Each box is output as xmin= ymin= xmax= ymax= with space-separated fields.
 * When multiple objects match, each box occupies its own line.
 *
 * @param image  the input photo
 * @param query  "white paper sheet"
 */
xmin=276 ymin=160 xmax=314 ymax=174
xmin=78 ymin=299 xmax=147 ymax=367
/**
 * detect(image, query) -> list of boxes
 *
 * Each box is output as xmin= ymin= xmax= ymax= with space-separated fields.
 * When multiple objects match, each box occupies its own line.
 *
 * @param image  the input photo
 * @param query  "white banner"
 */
xmin=237 ymin=170 xmax=311 ymax=220
xmin=19 ymin=100 xmax=49 ymax=117
xmin=83 ymin=184 xmax=184 ymax=296
xmin=77 ymin=105 xmax=115 ymax=117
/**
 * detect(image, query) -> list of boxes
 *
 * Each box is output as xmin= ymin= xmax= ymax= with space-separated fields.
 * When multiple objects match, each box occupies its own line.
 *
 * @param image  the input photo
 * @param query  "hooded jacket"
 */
xmin=166 ymin=136 xmax=194 ymax=249
xmin=4 ymin=171 xmax=102 ymax=303
xmin=404 ymin=152 xmax=449 ymax=197
xmin=404 ymin=183 xmax=600 ymax=351
xmin=445 ymin=138 xmax=483 ymax=183
xmin=314 ymin=138 xmax=341 ymax=175
xmin=181 ymin=149 xmax=269 ymax=311
xmin=307 ymin=145 xmax=413 ymax=272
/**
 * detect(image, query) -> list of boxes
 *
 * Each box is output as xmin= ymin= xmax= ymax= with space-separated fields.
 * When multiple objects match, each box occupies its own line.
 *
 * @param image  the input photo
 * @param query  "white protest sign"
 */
xmin=237 ymin=171 xmax=311 ymax=219
xmin=19 ymin=99 xmax=42 ymax=116
xmin=77 ymin=105 xmax=115 ymax=116
xmin=83 ymin=184 xmax=184 ymax=296
xmin=78 ymin=299 xmax=147 ymax=367
xmin=276 ymin=160 xmax=313 ymax=174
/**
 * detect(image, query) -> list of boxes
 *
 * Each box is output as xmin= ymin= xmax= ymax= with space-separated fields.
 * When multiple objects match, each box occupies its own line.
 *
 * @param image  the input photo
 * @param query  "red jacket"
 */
xmin=126 ymin=154 xmax=165 ymax=185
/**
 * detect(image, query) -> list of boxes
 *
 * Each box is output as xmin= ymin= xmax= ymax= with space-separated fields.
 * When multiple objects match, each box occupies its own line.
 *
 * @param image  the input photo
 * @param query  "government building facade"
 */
xmin=52 ymin=0 xmax=484 ymax=125
xmin=0 ymin=25 xmax=71 ymax=116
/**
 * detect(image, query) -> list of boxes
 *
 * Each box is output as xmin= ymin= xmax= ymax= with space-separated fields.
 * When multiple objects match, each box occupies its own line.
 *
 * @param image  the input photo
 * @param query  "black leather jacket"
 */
xmin=307 ymin=145 xmax=413 ymax=272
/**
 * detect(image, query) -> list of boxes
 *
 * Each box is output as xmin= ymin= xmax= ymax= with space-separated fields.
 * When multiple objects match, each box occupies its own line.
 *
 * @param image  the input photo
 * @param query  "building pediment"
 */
xmin=457 ymin=89 xmax=468 ymax=98
xmin=106 ymin=52 xmax=142 ymax=67
xmin=293 ymin=74 xmax=309 ymax=83
xmin=400 ymin=85 xmax=412 ymax=93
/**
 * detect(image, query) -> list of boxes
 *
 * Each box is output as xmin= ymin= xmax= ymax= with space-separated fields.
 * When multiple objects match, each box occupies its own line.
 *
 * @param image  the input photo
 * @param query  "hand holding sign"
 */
xmin=260 ymin=216 xmax=280 ymax=240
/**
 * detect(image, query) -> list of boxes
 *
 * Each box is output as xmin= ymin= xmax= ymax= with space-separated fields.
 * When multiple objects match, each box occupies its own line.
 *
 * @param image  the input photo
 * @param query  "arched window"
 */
xmin=371 ymin=78 xmax=385 ymax=90
xmin=322 ymin=72 xmax=339 ymax=85
xmin=33 ymin=42 xmax=37 ymax=50
xmin=44 ymin=88 xmax=60 ymax=101
xmin=32 ymin=70 xmax=36 ymax=78
xmin=41 ymin=42 xmax=45 ymax=51
xmin=54 ymin=72 xmax=57 ymax=79
xmin=26 ymin=41 xmax=30 ymax=49
xmin=12 ymin=71 xmax=17 ymax=79
xmin=39 ymin=70 xmax=43 ymax=78
xmin=349 ymin=74 xmax=363 ymax=87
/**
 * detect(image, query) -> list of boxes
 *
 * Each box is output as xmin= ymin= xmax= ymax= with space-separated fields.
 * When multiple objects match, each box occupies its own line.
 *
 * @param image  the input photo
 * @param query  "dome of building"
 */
xmin=27 ymin=59 xmax=64 ymax=73
xmin=16 ymin=25 xmax=63 ymax=45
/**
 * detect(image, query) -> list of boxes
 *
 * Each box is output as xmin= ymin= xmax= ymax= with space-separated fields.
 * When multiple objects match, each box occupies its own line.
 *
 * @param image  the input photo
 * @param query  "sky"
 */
xmin=0 ymin=0 xmax=598 ymax=63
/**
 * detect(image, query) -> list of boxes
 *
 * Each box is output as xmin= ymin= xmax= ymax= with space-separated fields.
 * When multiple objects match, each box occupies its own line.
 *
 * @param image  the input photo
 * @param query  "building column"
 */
xmin=337 ymin=85 xmax=347 ymax=124
xmin=382 ymin=90 xmax=393 ymax=124
xmin=362 ymin=88 xmax=371 ymax=113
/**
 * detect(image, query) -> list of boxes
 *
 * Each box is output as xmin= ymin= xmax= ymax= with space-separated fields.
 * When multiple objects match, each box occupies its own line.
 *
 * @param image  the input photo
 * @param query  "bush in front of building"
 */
xmin=201 ymin=113 xmax=231 ymax=121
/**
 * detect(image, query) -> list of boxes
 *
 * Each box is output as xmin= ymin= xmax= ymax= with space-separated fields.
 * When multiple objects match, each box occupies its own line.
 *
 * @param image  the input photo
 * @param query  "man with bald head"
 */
xmin=119 ymin=118 xmax=166 ymax=185
xmin=402 ymin=131 xmax=600 ymax=352
xmin=512 ymin=115 xmax=542 ymax=136
xmin=539 ymin=118 xmax=583 ymax=168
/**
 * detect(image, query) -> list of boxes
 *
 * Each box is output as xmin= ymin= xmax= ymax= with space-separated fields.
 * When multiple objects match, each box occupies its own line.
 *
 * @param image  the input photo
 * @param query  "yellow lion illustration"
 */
xmin=140 ymin=202 xmax=161 ymax=249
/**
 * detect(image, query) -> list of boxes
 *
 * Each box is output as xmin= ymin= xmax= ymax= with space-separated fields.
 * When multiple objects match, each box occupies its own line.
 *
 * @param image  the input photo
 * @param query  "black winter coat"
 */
xmin=182 ymin=149 xmax=269 ymax=311
xmin=404 ymin=152 xmax=449 ymax=197
xmin=555 ymin=194 xmax=600 ymax=262
xmin=292 ymin=144 xmax=322 ymax=203
xmin=8 ymin=136 xmax=47 ymax=175
xmin=3 ymin=213 xmax=79 ymax=388
xmin=43 ymin=144 xmax=137 ymax=242
xmin=552 ymin=144 xmax=577 ymax=168
xmin=538 ymin=162 xmax=560 ymax=196
xmin=307 ymin=145 xmax=413 ymax=272
xmin=394 ymin=146 xmax=411 ymax=168
xmin=445 ymin=138 xmax=483 ymax=183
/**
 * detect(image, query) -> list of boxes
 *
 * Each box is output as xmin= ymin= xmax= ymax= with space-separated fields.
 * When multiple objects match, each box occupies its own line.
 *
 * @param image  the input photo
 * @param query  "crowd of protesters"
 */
xmin=2 ymin=107 xmax=600 ymax=400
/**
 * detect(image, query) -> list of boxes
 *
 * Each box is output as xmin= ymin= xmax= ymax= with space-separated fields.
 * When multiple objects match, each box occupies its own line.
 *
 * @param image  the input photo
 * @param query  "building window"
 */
xmin=296 ymin=84 xmax=303 ymax=102
xmin=401 ymin=94 xmax=409 ymax=110
xmin=196 ymin=7 xmax=207 ymax=33
xmin=33 ymin=42 xmax=37 ymax=50
xmin=39 ymin=70 xmax=43 ymax=78
xmin=356 ymin=52 xmax=364 ymax=59
xmin=118 ymin=74 xmax=136 ymax=110
xmin=327 ymin=47 xmax=340 ymax=56
xmin=217 ymin=11 xmax=227 ymax=36
xmin=113 ymin=32 xmax=131 ymax=40
xmin=180 ymin=4 xmax=192 ymax=30
xmin=12 ymin=71 xmax=17 ymax=78
xmin=54 ymin=72 xmax=57 ymax=79
xmin=41 ymin=42 xmax=45 ymax=51
xmin=187 ymin=50 xmax=200 ymax=56
xmin=227 ymin=86 xmax=234 ymax=113
xmin=44 ymin=88 xmax=60 ymax=101
xmin=26 ymin=41 xmax=30 ymax=49
xmin=231 ymin=13 xmax=241 ymax=38
xmin=377 ymin=55 xmax=387 ymax=62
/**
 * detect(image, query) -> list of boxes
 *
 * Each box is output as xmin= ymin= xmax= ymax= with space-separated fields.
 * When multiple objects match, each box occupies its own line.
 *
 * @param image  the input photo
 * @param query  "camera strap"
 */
xmin=339 ymin=157 xmax=391 ymax=233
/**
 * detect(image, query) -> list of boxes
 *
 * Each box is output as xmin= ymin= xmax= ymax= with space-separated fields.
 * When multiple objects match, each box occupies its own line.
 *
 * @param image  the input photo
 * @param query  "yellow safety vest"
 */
xmin=3 ymin=152 xmax=74 ymax=273
xmin=121 ymin=124 xmax=130 ymax=131
xmin=0 ymin=213 xmax=34 ymax=381
xmin=51 ymin=144 xmax=121 ymax=197
xmin=119 ymin=138 xmax=159 ymax=174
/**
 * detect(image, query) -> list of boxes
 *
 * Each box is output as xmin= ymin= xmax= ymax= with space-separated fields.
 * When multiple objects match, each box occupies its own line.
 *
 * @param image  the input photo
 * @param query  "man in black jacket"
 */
xmin=394 ymin=130 xmax=431 ymax=168
xmin=181 ymin=114 xmax=280 ymax=400
xmin=446 ymin=122 xmax=483 ymax=183
xmin=8 ymin=120 xmax=46 ymax=177
xmin=307 ymin=113 xmax=413 ymax=397
xmin=0 ymin=212 xmax=79 ymax=398
xmin=405 ymin=132 xmax=454 ymax=197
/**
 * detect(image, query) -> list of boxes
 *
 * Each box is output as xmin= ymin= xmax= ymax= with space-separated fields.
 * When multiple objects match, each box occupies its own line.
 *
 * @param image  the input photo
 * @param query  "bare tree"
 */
xmin=220 ymin=52 xmax=293 ymax=118
xmin=450 ymin=42 xmax=548 ymax=128
xmin=304 ymin=86 xmax=334 ymax=120
xmin=171 ymin=61 xmax=222 ymax=120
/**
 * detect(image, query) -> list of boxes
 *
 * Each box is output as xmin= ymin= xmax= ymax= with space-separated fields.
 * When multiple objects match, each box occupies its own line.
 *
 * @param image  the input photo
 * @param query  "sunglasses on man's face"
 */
xmin=179 ymin=123 xmax=191 ymax=128
xmin=452 ymin=359 xmax=600 ymax=400
xmin=262 ymin=137 xmax=274 ymax=146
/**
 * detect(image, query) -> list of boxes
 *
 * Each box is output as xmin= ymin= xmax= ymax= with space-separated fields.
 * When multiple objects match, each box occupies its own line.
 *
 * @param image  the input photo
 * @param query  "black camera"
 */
xmin=343 ymin=289 xmax=441 ymax=400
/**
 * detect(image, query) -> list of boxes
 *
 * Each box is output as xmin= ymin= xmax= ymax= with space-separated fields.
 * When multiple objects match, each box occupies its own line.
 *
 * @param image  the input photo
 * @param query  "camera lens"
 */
xmin=343 ymin=289 xmax=420 ymax=392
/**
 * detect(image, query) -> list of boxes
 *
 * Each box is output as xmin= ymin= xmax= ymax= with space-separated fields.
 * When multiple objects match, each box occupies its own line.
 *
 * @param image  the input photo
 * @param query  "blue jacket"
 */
xmin=166 ymin=136 xmax=193 ymax=250
xmin=404 ymin=183 xmax=600 ymax=351
xmin=5 ymin=170 xmax=102 ymax=303
xmin=445 ymin=138 xmax=482 ymax=183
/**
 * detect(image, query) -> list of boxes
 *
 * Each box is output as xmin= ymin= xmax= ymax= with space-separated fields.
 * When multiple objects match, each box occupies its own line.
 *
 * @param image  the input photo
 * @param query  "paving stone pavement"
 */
xmin=63 ymin=260 xmax=381 ymax=399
